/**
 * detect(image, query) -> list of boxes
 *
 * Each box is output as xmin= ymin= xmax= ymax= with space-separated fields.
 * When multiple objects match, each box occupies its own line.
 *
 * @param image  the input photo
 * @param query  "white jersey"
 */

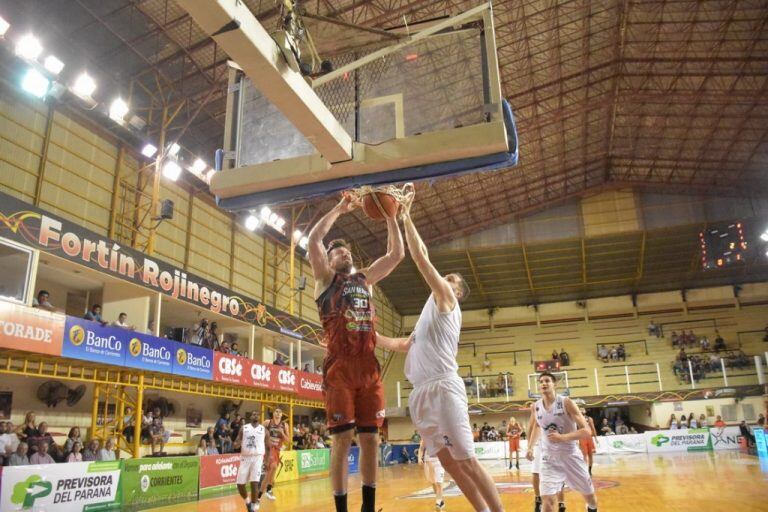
xmin=405 ymin=294 xmax=462 ymax=386
xmin=534 ymin=394 xmax=579 ymax=455
xmin=241 ymin=423 xmax=266 ymax=457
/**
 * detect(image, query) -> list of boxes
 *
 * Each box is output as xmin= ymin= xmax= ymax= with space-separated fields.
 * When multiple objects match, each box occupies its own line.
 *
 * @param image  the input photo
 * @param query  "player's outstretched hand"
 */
xmin=525 ymin=449 xmax=534 ymax=461
xmin=336 ymin=191 xmax=362 ymax=214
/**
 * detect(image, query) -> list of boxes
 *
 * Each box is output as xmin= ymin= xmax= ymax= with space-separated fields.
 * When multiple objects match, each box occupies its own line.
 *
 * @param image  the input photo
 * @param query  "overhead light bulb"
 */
xmin=761 ymin=232 xmax=768 ymax=242
xmin=299 ymin=236 xmax=309 ymax=249
xmin=0 ymin=16 xmax=10 ymax=37
xmin=109 ymin=97 xmax=129 ymax=122
xmin=293 ymin=230 xmax=302 ymax=241
xmin=20 ymin=68 xmax=49 ymax=98
xmin=72 ymin=72 xmax=96 ymax=98
xmin=141 ymin=144 xmax=158 ymax=158
xmin=191 ymin=158 xmax=207 ymax=173
xmin=162 ymin=160 xmax=181 ymax=181
xmin=15 ymin=33 xmax=42 ymax=60
xmin=168 ymin=142 xmax=180 ymax=156
xmin=260 ymin=206 xmax=271 ymax=220
xmin=43 ymin=55 xmax=64 ymax=75
xmin=245 ymin=215 xmax=260 ymax=231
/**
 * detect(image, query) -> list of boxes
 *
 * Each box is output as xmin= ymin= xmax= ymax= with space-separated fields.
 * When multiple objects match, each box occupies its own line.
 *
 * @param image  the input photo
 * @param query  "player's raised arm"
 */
xmin=400 ymin=187 xmax=455 ymax=312
xmin=307 ymin=194 xmax=360 ymax=290
xmin=363 ymin=214 xmax=405 ymax=285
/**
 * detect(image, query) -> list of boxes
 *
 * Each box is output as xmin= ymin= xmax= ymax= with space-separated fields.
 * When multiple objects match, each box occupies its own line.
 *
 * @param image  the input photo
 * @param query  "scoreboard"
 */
xmin=700 ymin=222 xmax=748 ymax=270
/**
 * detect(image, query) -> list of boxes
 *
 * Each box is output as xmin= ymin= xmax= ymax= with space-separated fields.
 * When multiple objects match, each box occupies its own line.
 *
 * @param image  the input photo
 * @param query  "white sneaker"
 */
xmin=253 ymin=501 xmax=261 ymax=510
xmin=435 ymin=501 xmax=445 ymax=511
xmin=265 ymin=491 xmax=276 ymax=500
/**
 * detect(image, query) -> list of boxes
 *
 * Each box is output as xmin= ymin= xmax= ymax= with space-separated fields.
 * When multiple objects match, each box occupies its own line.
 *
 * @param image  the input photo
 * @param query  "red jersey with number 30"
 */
xmin=316 ymin=272 xmax=377 ymax=358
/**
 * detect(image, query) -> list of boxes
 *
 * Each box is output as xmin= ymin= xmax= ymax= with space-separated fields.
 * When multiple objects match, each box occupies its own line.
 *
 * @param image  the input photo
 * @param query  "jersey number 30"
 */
xmin=352 ymin=297 xmax=368 ymax=309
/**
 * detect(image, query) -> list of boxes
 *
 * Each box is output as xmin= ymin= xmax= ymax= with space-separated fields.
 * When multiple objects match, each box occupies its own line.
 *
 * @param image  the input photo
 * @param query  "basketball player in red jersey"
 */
xmin=578 ymin=407 xmax=597 ymax=475
xmin=308 ymin=193 xmax=404 ymax=512
xmin=260 ymin=407 xmax=288 ymax=501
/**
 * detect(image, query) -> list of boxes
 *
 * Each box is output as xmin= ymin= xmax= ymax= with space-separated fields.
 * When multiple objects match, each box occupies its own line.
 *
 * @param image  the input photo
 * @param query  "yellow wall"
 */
xmin=0 ymin=83 xmax=401 ymax=336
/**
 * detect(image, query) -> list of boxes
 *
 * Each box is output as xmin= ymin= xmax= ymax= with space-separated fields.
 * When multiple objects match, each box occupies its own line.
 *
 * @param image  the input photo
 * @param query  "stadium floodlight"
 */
xmin=109 ymin=97 xmax=129 ymax=122
xmin=245 ymin=215 xmax=260 ymax=231
xmin=72 ymin=72 xmax=96 ymax=98
xmin=260 ymin=206 xmax=271 ymax=220
xmin=191 ymin=158 xmax=207 ymax=173
xmin=141 ymin=143 xmax=158 ymax=158
xmin=293 ymin=230 xmax=302 ymax=241
xmin=15 ymin=33 xmax=42 ymax=60
xmin=0 ymin=16 xmax=10 ymax=37
xmin=299 ymin=236 xmax=309 ymax=249
xmin=20 ymin=68 xmax=49 ymax=98
xmin=43 ymin=55 xmax=64 ymax=75
xmin=168 ymin=142 xmax=181 ymax=156
xmin=761 ymin=230 xmax=768 ymax=242
xmin=162 ymin=160 xmax=181 ymax=181
xmin=275 ymin=217 xmax=286 ymax=230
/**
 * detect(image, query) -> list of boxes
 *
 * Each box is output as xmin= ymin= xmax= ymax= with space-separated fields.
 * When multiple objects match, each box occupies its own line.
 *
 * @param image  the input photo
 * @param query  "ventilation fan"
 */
xmin=218 ymin=399 xmax=243 ymax=417
xmin=36 ymin=381 xmax=86 ymax=408
xmin=145 ymin=396 xmax=176 ymax=418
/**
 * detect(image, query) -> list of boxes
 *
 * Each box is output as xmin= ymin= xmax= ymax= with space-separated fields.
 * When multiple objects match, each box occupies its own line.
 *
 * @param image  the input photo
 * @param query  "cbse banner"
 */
xmin=199 ymin=454 xmax=241 ymax=497
xmin=0 ymin=460 xmax=120 ymax=512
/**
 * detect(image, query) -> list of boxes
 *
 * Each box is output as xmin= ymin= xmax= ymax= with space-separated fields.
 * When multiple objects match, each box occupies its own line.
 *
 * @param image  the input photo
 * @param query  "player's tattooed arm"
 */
xmin=308 ymin=193 xmax=360 ymax=286
xmin=375 ymin=332 xmax=413 ymax=352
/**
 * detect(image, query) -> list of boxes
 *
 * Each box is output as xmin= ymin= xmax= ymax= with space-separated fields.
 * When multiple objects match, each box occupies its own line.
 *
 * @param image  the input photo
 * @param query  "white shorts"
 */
xmin=532 ymin=444 xmax=542 ymax=474
xmin=423 ymin=458 xmax=445 ymax=484
xmin=539 ymin=450 xmax=594 ymax=497
xmin=409 ymin=375 xmax=475 ymax=460
xmin=237 ymin=455 xmax=264 ymax=485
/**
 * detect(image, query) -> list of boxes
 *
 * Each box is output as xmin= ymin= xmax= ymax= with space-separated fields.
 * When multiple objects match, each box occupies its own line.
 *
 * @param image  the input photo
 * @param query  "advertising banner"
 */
xmin=199 ymin=454 xmax=241 ymax=497
xmin=0 ymin=460 xmax=120 ymax=511
xmin=273 ymin=367 xmax=298 ymax=393
xmin=0 ymin=301 xmax=64 ymax=356
xmin=595 ymin=434 xmax=647 ymax=454
xmin=754 ymin=428 xmax=767 ymax=458
xmin=244 ymin=360 xmax=278 ymax=390
xmin=62 ymin=317 xmax=125 ymax=366
xmin=172 ymin=343 xmax=214 ymax=380
xmin=297 ymin=449 xmax=331 ymax=475
xmin=645 ymin=428 xmax=712 ymax=453
xmin=122 ymin=333 xmax=176 ymax=373
xmin=474 ymin=442 xmax=507 ymax=460
xmin=275 ymin=450 xmax=299 ymax=483
xmin=297 ymin=371 xmax=324 ymax=400
xmin=709 ymin=426 xmax=743 ymax=451
xmin=121 ymin=456 xmax=199 ymax=507
xmin=214 ymin=352 xmax=248 ymax=386
xmin=348 ymin=446 xmax=360 ymax=474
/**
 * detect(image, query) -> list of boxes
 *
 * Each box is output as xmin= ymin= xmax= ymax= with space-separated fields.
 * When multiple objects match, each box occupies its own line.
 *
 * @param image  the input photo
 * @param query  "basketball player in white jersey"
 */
xmin=419 ymin=438 xmax=446 ymax=511
xmin=526 ymin=372 xmax=597 ymax=512
xmin=376 ymin=187 xmax=504 ymax=512
xmin=526 ymin=436 xmax=565 ymax=512
xmin=234 ymin=410 xmax=267 ymax=512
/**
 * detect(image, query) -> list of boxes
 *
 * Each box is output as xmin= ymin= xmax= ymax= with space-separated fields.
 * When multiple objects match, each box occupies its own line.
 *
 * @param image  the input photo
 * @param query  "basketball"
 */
xmin=362 ymin=192 xmax=398 ymax=220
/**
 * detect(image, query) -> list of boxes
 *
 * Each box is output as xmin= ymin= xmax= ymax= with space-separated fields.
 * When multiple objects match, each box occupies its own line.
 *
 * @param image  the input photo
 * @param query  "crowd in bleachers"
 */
xmin=596 ymin=343 xmax=627 ymax=362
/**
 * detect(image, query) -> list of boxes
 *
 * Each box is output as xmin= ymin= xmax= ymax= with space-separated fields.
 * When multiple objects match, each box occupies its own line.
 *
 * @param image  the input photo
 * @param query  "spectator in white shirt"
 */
xmin=98 ymin=438 xmax=117 ymax=461
xmin=482 ymin=356 xmax=492 ymax=371
xmin=32 ymin=290 xmax=55 ymax=311
xmin=8 ymin=442 xmax=29 ymax=466
xmin=30 ymin=440 xmax=54 ymax=464
xmin=112 ymin=313 xmax=135 ymax=330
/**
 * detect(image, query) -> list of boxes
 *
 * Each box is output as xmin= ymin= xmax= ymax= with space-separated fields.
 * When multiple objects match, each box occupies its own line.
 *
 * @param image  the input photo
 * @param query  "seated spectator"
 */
xmin=32 ymin=290 xmax=55 ymax=311
xmin=677 ymin=348 xmax=687 ymax=362
xmin=123 ymin=406 xmax=136 ymax=443
xmin=617 ymin=344 xmax=626 ymax=361
xmin=230 ymin=342 xmax=243 ymax=357
xmin=273 ymin=354 xmax=287 ymax=366
xmin=671 ymin=331 xmax=680 ymax=347
xmin=9 ymin=441 xmax=30 ymax=466
xmin=303 ymin=363 xmax=311 ymax=372
xmin=0 ymin=421 xmax=19 ymax=461
xmin=315 ymin=366 xmax=323 ymax=374
xmin=215 ymin=413 xmax=233 ymax=454
xmin=64 ymin=426 xmax=82 ymax=457
xmin=688 ymin=414 xmax=698 ymax=428
xmin=628 ymin=426 xmax=638 ymax=434
xmin=84 ymin=304 xmax=107 ymax=325
xmin=609 ymin=346 xmax=619 ymax=361
xmin=648 ymin=320 xmax=660 ymax=337
xmin=230 ymin=413 xmax=243 ymax=441
xmin=201 ymin=427 xmax=216 ymax=445
xmin=83 ymin=439 xmax=100 ymax=461
xmin=617 ymin=424 xmax=629 ymax=435
xmin=700 ymin=335 xmax=710 ymax=351
xmin=487 ymin=427 xmax=499 ymax=441
xmin=205 ymin=439 xmax=219 ymax=455
xmin=686 ymin=330 xmax=697 ymax=348
xmin=144 ymin=320 xmax=156 ymax=335
xmin=150 ymin=417 xmax=166 ymax=456
xmin=713 ymin=415 xmax=726 ymax=428
xmin=151 ymin=407 xmax=171 ymax=452
xmin=197 ymin=438 xmax=207 ymax=456
xmin=551 ymin=349 xmax=559 ymax=361
xmin=598 ymin=344 xmax=609 ymax=362
xmin=679 ymin=415 xmax=688 ymax=429
xmin=36 ymin=422 xmax=62 ymax=461
xmin=17 ymin=411 xmax=38 ymax=442
xmin=482 ymin=356 xmax=492 ymax=371
xmin=219 ymin=341 xmax=232 ymax=354
xmin=30 ymin=440 xmax=54 ymax=464
xmin=472 ymin=424 xmax=480 ymax=442
xmin=112 ymin=312 xmax=136 ymax=330
xmin=411 ymin=430 xmax=421 ymax=443
xmin=99 ymin=438 xmax=117 ymax=461
xmin=67 ymin=441 xmax=83 ymax=462
xmin=714 ymin=331 xmax=726 ymax=352
xmin=599 ymin=419 xmax=613 ymax=436
xmin=559 ymin=348 xmax=570 ymax=366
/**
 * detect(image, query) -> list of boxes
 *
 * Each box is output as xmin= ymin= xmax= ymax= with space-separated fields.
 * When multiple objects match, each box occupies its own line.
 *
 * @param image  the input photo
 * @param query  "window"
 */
xmin=0 ymin=238 xmax=34 ymax=305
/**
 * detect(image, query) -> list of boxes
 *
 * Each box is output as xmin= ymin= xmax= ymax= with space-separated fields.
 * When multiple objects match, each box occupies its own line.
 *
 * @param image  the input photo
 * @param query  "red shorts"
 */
xmin=579 ymin=437 xmax=595 ymax=457
xmin=268 ymin=444 xmax=281 ymax=465
xmin=509 ymin=436 xmax=520 ymax=452
xmin=323 ymin=354 xmax=384 ymax=433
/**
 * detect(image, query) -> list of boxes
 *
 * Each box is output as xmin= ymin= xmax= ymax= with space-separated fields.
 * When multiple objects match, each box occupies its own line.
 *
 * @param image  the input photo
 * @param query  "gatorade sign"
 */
xmin=0 ymin=302 xmax=64 ymax=356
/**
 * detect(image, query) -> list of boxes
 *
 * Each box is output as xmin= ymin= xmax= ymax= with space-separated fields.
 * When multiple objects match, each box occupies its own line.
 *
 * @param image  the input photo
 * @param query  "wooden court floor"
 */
xmin=151 ymin=451 xmax=768 ymax=512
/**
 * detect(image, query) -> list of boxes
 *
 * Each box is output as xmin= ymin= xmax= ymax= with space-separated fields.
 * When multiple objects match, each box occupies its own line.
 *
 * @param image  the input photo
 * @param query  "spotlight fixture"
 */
xmin=168 ymin=142 xmax=180 ymax=156
xmin=109 ymin=97 xmax=129 ymax=122
xmin=43 ymin=55 xmax=64 ymax=75
xmin=141 ymin=144 xmax=158 ymax=158
xmin=191 ymin=158 xmax=207 ymax=174
xmin=0 ymin=16 xmax=10 ymax=37
xmin=72 ymin=72 xmax=96 ymax=98
xmin=260 ymin=206 xmax=271 ymax=220
xmin=162 ymin=160 xmax=181 ymax=181
xmin=15 ymin=33 xmax=42 ymax=60
xmin=20 ymin=68 xmax=50 ymax=98
xmin=244 ymin=215 xmax=260 ymax=231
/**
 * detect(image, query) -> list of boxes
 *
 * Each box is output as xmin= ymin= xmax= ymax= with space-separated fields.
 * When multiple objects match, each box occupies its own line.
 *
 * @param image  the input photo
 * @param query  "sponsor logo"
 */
xmin=140 ymin=474 xmax=150 ymax=493
xmin=443 ymin=436 xmax=453 ymax=447
xmin=221 ymin=464 xmax=238 ymax=478
xmin=300 ymin=451 xmax=326 ymax=469
xmin=251 ymin=364 xmax=271 ymax=382
xmin=278 ymin=369 xmax=296 ymax=386
xmin=12 ymin=475 xmax=52 ymax=508
xmin=219 ymin=356 xmax=243 ymax=376
xmin=612 ymin=440 xmax=625 ymax=449
xmin=300 ymin=377 xmax=322 ymax=391
xmin=129 ymin=338 xmax=142 ymax=357
xmin=651 ymin=434 xmax=670 ymax=447
xmin=69 ymin=325 xmax=85 ymax=346
xmin=711 ymin=429 xmax=740 ymax=447
xmin=176 ymin=348 xmax=187 ymax=366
